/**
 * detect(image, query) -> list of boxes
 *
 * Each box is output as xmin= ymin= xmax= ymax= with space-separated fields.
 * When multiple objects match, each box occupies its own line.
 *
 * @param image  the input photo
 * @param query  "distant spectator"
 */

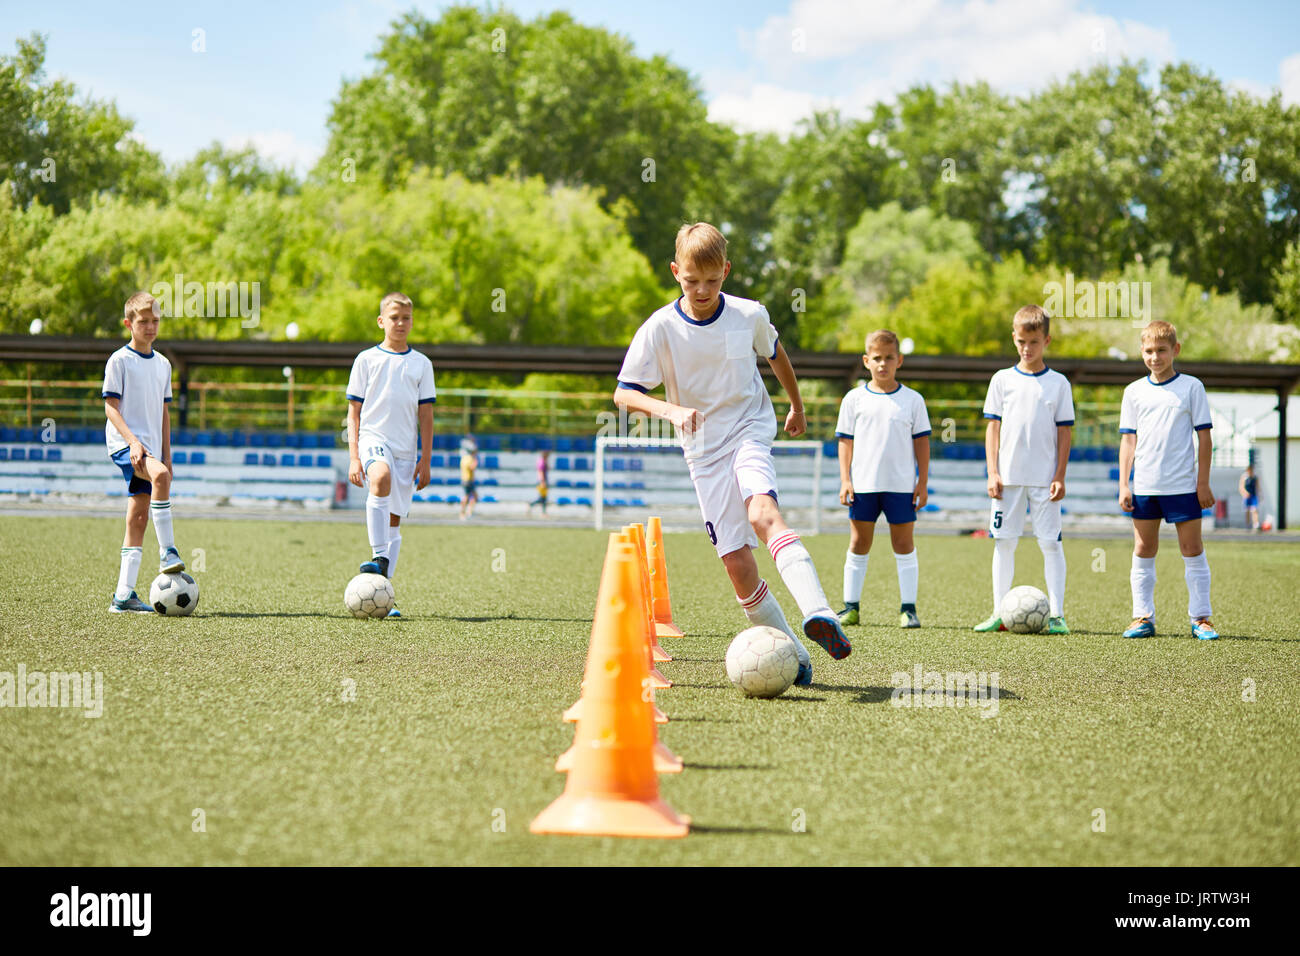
xmin=1239 ymin=464 xmax=1260 ymax=531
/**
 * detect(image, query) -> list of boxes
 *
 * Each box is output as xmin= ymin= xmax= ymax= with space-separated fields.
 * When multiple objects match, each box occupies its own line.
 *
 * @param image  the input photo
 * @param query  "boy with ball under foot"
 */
xmin=1118 ymin=321 xmax=1217 ymax=640
xmin=614 ymin=223 xmax=850 ymax=685
xmin=974 ymin=305 xmax=1074 ymax=635
xmin=102 ymin=292 xmax=186 ymax=612
xmin=346 ymin=292 xmax=435 ymax=618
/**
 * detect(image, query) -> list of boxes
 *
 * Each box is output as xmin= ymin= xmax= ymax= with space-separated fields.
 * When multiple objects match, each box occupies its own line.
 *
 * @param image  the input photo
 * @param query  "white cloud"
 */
xmin=1281 ymin=53 xmax=1300 ymax=106
xmin=225 ymin=130 xmax=322 ymax=173
xmin=716 ymin=0 xmax=1176 ymax=134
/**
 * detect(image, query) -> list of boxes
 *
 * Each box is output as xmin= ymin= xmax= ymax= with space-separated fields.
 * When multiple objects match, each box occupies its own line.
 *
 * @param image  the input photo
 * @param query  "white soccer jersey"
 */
xmin=1119 ymin=372 xmax=1213 ymax=495
xmin=983 ymin=366 xmax=1075 ymax=487
xmin=346 ymin=345 xmax=437 ymax=461
xmin=617 ymin=294 xmax=780 ymax=464
xmin=835 ymin=383 xmax=931 ymax=493
xmin=102 ymin=345 xmax=172 ymax=457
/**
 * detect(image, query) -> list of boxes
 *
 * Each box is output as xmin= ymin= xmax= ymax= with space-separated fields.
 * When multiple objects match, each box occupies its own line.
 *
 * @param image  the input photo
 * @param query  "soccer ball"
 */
xmin=725 ymin=626 xmax=800 ymax=699
xmin=345 ymin=573 xmax=395 ymax=619
xmin=150 ymin=571 xmax=199 ymax=616
xmin=999 ymin=585 xmax=1049 ymax=633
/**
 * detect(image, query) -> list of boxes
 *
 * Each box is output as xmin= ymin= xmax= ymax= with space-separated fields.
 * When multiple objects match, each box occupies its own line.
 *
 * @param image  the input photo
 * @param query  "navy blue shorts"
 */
xmin=110 ymin=447 xmax=152 ymax=495
xmin=848 ymin=491 xmax=916 ymax=525
xmin=1132 ymin=492 xmax=1202 ymax=524
xmin=1244 ymin=495 xmax=1258 ymax=509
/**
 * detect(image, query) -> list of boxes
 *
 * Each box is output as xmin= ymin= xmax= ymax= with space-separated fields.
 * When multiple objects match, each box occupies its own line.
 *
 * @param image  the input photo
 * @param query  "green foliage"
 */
xmin=1273 ymin=239 xmax=1300 ymax=324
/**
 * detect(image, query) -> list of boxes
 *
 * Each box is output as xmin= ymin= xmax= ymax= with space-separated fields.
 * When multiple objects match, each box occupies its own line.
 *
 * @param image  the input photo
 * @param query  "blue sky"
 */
xmin=2 ymin=0 xmax=1297 ymax=170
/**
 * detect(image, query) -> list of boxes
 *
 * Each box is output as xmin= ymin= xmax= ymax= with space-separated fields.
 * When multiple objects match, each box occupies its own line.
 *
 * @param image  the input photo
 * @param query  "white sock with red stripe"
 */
xmin=737 ymin=580 xmax=810 ymax=668
xmin=767 ymin=530 xmax=832 ymax=620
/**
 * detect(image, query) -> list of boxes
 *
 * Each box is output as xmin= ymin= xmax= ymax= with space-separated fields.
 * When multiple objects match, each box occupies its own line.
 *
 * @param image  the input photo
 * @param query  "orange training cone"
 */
xmin=629 ymin=523 xmax=673 ymax=674
xmin=646 ymin=517 xmax=685 ymax=639
xmin=532 ymin=536 xmax=688 ymax=837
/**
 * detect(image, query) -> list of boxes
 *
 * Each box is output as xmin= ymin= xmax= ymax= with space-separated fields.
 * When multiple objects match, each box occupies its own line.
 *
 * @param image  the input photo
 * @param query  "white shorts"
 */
xmin=990 ymin=484 xmax=1061 ymax=540
xmin=687 ymin=439 xmax=779 ymax=557
xmin=360 ymin=436 xmax=416 ymax=518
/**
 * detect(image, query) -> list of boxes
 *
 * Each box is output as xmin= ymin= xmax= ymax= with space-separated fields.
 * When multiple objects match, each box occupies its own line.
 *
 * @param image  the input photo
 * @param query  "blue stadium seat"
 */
xmin=190 ymin=452 xmax=205 ymax=465
xmin=576 ymin=497 xmax=592 ymax=507
xmin=297 ymin=454 xmax=313 ymax=467
xmin=1102 ymin=447 xmax=1119 ymax=463
xmin=427 ymin=494 xmax=443 ymax=503
xmin=28 ymin=447 xmax=42 ymax=460
xmin=484 ymin=455 xmax=499 ymax=469
xmin=446 ymin=495 xmax=460 ymax=504
xmin=823 ymin=441 xmax=837 ymax=458
xmin=630 ymin=459 xmax=643 ymax=471
xmin=0 ymin=448 xmax=8 ymax=461
xmin=557 ymin=497 xmax=572 ymax=506
xmin=46 ymin=448 xmax=61 ymax=461
xmin=482 ymin=477 xmax=498 ymax=486
xmin=11 ymin=448 xmax=25 ymax=460
xmin=173 ymin=451 xmax=187 ymax=464
xmin=250 ymin=433 xmax=266 ymax=447
xmin=450 ymin=455 xmax=460 ymax=467
xmin=428 ymin=476 xmax=442 ymax=485
xmin=280 ymin=453 xmax=295 ymax=467
xmin=18 ymin=428 xmax=36 ymax=442
xmin=574 ymin=457 xmax=590 ymax=471
xmin=315 ymin=455 xmax=331 ymax=468
xmin=431 ymin=454 xmax=445 ymax=468
xmin=195 ymin=431 xmax=214 ymax=446
xmin=212 ymin=431 xmax=230 ymax=447
xmin=481 ymin=436 xmax=501 ymax=451
xmin=575 ymin=480 xmax=592 ymax=489
xmin=557 ymin=479 xmax=572 ymax=488
xmin=230 ymin=431 xmax=247 ymax=447
xmin=1068 ymin=447 xmax=1082 ymax=462
xmin=482 ymin=495 xmax=497 ymax=503
xmin=0 ymin=428 xmax=15 ymax=442
xmin=1083 ymin=447 xmax=1100 ymax=462
xmin=261 ymin=454 xmax=275 ymax=466
xmin=244 ymin=453 xmax=259 ymax=466
xmin=556 ymin=437 xmax=573 ymax=452
xmin=922 ymin=503 xmax=941 ymax=512
xmin=267 ymin=434 xmax=284 ymax=448
xmin=555 ymin=456 xmax=570 ymax=471
xmin=631 ymin=498 xmax=646 ymax=508
xmin=611 ymin=459 xmax=626 ymax=471
xmin=1109 ymin=467 xmax=1120 ymax=481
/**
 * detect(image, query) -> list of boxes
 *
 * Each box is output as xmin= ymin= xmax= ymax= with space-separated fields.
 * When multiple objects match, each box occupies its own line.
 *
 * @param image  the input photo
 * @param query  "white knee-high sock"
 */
xmin=387 ymin=528 xmax=402 ymax=579
xmin=843 ymin=550 xmax=869 ymax=605
xmin=150 ymin=499 xmax=175 ymax=558
xmin=1183 ymin=551 xmax=1211 ymax=622
xmin=366 ymin=495 xmax=391 ymax=557
xmin=1038 ymin=538 xmax=1066 ymax=617
xmin=993 ymin=538 xmax=1016 ymax=612
xmin=1131 ymin=555 xmax=1156 ymax=620
xmin=116 ymin=547 xmax=142 ymax=600
xmin=738 ymin=580 xmax=810 ymax=667
xmin=768 ymin=531 xmax=831 ymax=619
xmin=895 ymin=550 xmax=918 ymax=606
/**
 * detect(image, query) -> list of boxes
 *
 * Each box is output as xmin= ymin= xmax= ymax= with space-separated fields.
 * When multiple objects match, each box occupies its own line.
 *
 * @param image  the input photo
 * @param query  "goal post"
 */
xmin=594 ymin=435 xmax=825 ymax=536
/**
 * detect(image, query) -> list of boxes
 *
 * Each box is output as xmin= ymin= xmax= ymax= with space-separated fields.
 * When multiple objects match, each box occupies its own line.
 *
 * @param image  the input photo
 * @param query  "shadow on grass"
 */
xmin=670 ymin=716 xmax=738 ymax=723
xmin=206 ymin=611 xmax=338 ymax=619
xmin=812 ymin=684 xmax=1021 ymax=705
xmin=685 ymin=762 xmax=776 ymax=771
xmin=664 ymin=681 xmax=730 ymax=689
xmin=429 ymin=613 xmax=592 ymax=624
xmin=689 ymin=823 xmax=792 ymax=835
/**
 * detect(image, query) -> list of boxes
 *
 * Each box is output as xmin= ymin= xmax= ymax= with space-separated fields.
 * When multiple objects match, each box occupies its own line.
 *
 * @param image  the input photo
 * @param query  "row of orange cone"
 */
xmin=531 ymin=517 xmax=691 ymax=838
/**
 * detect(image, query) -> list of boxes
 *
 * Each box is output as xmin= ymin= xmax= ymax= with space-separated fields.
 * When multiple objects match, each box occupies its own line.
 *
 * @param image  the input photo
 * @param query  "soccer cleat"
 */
xmin=837 ymin=605 xmax=859 ymax=626
xmin=1046 ymin=616 xmax=1070 ymax=635
xmin=359 ymin=555 xmax=390 ymax=577
xmin=899 ymin=609 xmax=921 ymax=629
xmin=109 ymin=591 xmax=154 ymax=613
xmin=387 ymin=606 xmax=402 ymax=619
xmin=1123 ymin=617 xmax=1155 ymax=639
xmin=973 ymin=615 xmax=1006 ymax=632
xmin=802 ymin=613 xmax=852 ymax=660
xmin=160 ymin=548 xmax=185 ymax=573
xmin=1192 ymin=618 xmax=1219 ymax=641
xmin=794 ymin=661 xmax=813 ymax=686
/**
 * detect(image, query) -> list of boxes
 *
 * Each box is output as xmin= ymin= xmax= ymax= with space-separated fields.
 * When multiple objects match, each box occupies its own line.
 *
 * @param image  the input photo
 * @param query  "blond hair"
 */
xmin=124 ymin=292 xmax=159 ymax=322
xmin=864 ymin=329 xmax=900 ymax=355
xmin=380 ymin=291 xmax=412 ymax=313
xmin=1012 ymin=304 xmax=1050 ymax=337
xmin=1140 ymin=320 xmax=1178 ymax=346
xmin=674 ymin=222 xmax=727 ymax=272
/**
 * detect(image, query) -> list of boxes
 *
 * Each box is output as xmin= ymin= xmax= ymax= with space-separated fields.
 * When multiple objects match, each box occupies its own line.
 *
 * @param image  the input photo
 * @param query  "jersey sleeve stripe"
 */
xmin=102 ymin=391 xmax=122 ymax=399
xmin=1119 ymin=427 xmax=1137 ymax=434
xmin=418 ymin=397 xmax=436 ymax=405
xmin=770 ymin=336 xmax=779 ymax=359
xmin=163 ymin=397 xmax=172 ymax=403
xmin=1055 ymin=419 xmax=1074 ymax=426
xmin=346 ymin=393 xmax=365 ymax=403
xmin=1194 ymin=423 xmax=1212 ymax=430
xmin=912 ymin=429 xmax=932 ymax=438
xmin=835 ymin=431 xmax=854 ymax=439
xmin=983 ymin=413 xmax=1002 ymax=420
xmin=617 ymin=381 xmax=649 ymax=393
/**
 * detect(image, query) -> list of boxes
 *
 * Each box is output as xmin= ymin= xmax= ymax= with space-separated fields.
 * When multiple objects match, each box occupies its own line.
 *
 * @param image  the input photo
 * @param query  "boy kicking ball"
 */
xmin=346 ymin=292 xmax=435 ymax=617
xmin=1118 ymin=321 xmax=1218 ymax=640
xmin=614 ymin=222 xmax=850 ymax=685
xmin=835 ymin=329 xmax=931 ymax=629
xmin=103 ymin=292 xmax=184 ymax=612
xmin=975 ymin=305 xmax=1074 ymax=634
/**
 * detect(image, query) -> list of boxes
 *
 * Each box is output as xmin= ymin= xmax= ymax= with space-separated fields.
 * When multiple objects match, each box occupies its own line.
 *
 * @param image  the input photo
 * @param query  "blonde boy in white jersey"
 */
xmin=103 ymin=292 xmax=184 ymax=612
xmin=835 ymin=329 xmax=931 ymax=629
xmin=1118 ymin=321 xmax=1218 ymax=640
xmin=614 ymin=223 xmax=850 ymax=685
xmin=975 ymin=305 xmax=1074 ymax=634
xmin=346 ymin=293 xmax=435 ymax=617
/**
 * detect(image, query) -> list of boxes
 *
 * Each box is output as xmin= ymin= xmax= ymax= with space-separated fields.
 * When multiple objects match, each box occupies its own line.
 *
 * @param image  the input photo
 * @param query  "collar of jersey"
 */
xmin=674 ymin=293 xmax=726 ymax=326
xmin=375 ymin=344 xmax=412 ymax=354
xmin=1012 ymin=364 xmax=1049 ymax=377
xmin=864 ymin=382 xmax=901 ymax=394
xmin=125 ymin=345 xmax=155 ymax=358
xmin=1147 ymin=371 xmax=1180 ymax=386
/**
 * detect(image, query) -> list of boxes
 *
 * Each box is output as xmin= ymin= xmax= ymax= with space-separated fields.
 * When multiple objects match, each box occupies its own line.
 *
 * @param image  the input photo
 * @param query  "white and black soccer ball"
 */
xmin=150 ymin=571 xmax=200 ymax=616
xmin=999 ymin=585 xmax=1049 ymax=633
xmin=725 ymin=625 xmax=800 ymax=698
xmin=345 ymin=573 xmax=395 ymax=619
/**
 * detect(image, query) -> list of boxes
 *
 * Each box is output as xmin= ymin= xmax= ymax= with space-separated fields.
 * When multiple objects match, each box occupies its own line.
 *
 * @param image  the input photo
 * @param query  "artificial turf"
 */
xmin=1 ymin=515 xmax=1297 ymax=865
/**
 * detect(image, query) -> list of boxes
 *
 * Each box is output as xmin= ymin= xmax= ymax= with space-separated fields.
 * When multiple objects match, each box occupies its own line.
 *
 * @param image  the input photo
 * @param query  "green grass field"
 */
xmin=2 ymin=515 xmax=1298 ymax=866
